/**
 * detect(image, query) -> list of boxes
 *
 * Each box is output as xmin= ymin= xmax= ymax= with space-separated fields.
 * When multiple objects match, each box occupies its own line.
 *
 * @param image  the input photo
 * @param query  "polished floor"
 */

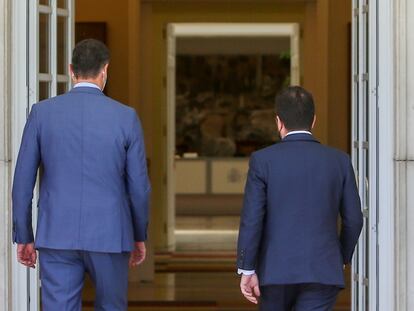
xmin=175 ymin=216 xmax=239 ymax=251
xmin=82 ymin=251 xmax=351 ymax=311
xmin=82 ymin=214 xmax=350 ymax=310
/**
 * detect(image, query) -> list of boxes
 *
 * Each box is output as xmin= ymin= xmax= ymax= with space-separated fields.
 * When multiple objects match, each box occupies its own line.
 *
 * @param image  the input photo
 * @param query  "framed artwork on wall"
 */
xmin=75 ymin=22 xmax=107 ymax=44
xmin=74 ymin=22 xmax=108 ymax=94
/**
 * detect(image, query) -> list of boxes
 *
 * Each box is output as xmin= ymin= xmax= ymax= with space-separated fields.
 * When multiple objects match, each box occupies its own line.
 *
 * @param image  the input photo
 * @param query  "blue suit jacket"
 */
xmin=237 ymin=133 xmax=362 ymax=287
xmin=12 ymin=87 xmax=151 ymax=253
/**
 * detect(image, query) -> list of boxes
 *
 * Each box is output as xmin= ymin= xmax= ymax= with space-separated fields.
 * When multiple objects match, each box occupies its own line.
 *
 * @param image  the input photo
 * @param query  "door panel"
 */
xmin=351 ymin=0 xmax=378 ymax=310
xmin=27 ymin=0 xmax=74 ymax=310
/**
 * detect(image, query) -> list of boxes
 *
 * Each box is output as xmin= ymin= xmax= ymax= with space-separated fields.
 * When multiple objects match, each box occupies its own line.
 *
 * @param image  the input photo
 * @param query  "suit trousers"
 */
xmin=39 ymin=248 xmax=130 ymax=311
xmin=259 ymin=283 xmax=340 ymax=311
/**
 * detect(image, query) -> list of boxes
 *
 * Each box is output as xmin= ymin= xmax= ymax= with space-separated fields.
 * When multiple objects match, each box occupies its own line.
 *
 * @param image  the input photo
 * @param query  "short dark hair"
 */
xmin=275 ymin=86 xmax=315 ymax=131
xmin=71 ymin=39 xmax=110 ymax=78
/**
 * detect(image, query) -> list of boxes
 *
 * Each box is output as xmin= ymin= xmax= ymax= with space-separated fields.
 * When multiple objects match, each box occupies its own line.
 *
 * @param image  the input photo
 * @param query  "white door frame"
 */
xmin=11 ymin=0 xmax=74 ymax=310
xmin=351 ymin=0 xmax=395 ymax=310
xmin=376 ymin=0 xmax=395 ymax=310
xmin=0 ymin=0 xmax=11 ymax=309
xmin=166 ymin=23 xmax=300 ymax=250
xmin=352 ymin=0 xmax=379 ymax=309
xmin=11 ymin=1 xmax=31 ymax=309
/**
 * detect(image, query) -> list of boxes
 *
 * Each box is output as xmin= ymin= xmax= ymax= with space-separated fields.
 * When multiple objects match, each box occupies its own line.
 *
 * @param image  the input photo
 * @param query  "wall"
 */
xmin=397 ymin=0 xmax=414 ymax=309
xmin=76 ymin=0 xmax=154 ymax=282
xmin=76 ymin=0 xmax=131 ymax=105
xmin=327 ymin=0 xmax=352 ymax=152
xmin=140 ymin=0 xmax=352 ymax=250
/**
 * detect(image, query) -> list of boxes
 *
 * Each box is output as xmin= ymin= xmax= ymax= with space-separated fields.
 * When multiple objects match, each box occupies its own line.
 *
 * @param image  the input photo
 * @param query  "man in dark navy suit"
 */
xmin=237 ymin=86 xmax=363 ymax=310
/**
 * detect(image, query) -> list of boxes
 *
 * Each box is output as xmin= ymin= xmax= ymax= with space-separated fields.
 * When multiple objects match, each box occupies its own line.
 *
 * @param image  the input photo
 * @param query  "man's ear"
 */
xmin=311 ymin=115 xmax=317 ymax=130
xmin=103 ymin=63 xmax=109 ymax=75
xmin=69 ymin=64 xmax=78 ymax=84
xmin=275 ymin=115 xmax=281 ymax=127
xmin=276 ymin=115 xmax=285 ymax=133
xmin=69 ymin=64 xmax=75 ymax=78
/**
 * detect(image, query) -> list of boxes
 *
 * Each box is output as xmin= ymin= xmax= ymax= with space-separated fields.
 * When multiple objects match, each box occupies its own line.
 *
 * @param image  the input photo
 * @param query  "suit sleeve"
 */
xmin=339 ymin=157 xmax=363 ymax=264
xmin=12 ymin=104 xmax=41 ymax=244
xmin=126 ymin=110 xmax=151 ymax=242
xmin=237 ymin=154 xmax=267 ymax=270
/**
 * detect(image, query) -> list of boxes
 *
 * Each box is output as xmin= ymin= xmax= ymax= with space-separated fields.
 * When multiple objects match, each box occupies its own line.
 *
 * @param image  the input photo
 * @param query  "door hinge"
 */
xmin=353 ymin=273 xmax=359 ymax=282
xmin=363 ymin=277 xmax=369 ymax=286
xmin=353 ymin=74 xmax=359 ymax=83
xmin=362 ymin=208 xmax=369 ymax=218
xmin=371 ymin=86 xmax=378 ymax=97
xmin=362 ymin=5 xmax=369 ymax=14
xmin=362 ymin=73 xmax=369 ymax=81
xmin=353 ymin=8 xmax=359 ymax=17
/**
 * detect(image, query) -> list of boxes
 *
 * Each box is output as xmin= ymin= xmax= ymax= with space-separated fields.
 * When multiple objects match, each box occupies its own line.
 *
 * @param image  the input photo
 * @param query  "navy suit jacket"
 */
xmin=237 ymin=133 xmax=362 ymax=287
xmin=12 ymin=87 xmax=151 ymax=253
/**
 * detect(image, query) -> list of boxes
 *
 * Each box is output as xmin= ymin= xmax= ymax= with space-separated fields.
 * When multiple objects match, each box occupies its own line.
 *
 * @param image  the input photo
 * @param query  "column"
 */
xmin=396 ymin=0 xmax=414 ymax=309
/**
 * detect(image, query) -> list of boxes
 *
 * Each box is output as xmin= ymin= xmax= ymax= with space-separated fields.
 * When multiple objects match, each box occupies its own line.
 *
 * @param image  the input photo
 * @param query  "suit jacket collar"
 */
xmin=281 ymin=133 xmax=320 ymax=144
xmin=69 ymin=86 xmax=104 ymax=96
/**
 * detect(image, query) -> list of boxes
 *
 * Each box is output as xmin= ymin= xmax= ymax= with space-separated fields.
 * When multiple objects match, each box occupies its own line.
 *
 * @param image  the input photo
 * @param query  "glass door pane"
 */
xmin=57 ymin=16 xmax=68 ymax=75
xmin=39 ymin=13 xmax=51 ymax=74
xmin=57 ymin=82 xmax=68 ymax=95
xmin=39 ymin=81 xmax=50 ymax=101
xmin=57 ymin=0 xmax=67 ymax=9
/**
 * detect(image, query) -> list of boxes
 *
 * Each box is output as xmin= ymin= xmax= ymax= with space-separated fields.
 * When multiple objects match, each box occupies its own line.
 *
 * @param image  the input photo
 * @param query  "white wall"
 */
xmin=0 ymin=0 xmax=11 ymax=310
xmin=395 ymin=0 xmax=414 ymax=310
xmin=405 ymin=0 xmax=414 ymax=306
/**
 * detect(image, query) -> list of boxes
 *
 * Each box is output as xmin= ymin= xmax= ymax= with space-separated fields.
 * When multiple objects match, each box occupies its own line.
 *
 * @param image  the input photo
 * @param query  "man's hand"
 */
xmin=17 ymin=243 xmax=37 ymax=268
xmin=240 ymin=273 xmax=261 ymax=304
xmin=129 ymin=241 xmax=146 ymax=268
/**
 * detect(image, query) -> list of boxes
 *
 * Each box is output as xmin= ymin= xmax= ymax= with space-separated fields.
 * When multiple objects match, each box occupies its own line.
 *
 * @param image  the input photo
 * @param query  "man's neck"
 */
xmin=74 ymin=78 xmax=102 ymax=90
xmin=282 ymin=130 xmax=312 ymax=139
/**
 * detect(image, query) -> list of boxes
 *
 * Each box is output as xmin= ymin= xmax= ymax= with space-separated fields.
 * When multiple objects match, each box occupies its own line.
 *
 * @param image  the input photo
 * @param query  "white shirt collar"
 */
xmin=73 ymin=82 xmax=101 ymax=90
xmin=285 ymin=130 xmax=312 ymax=137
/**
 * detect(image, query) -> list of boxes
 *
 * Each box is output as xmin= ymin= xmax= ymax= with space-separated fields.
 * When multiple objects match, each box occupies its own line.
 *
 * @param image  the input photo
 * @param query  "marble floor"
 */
xmin=82 ymin=215 xmax=351 ymax=310
xmin=175 ymin=216 xmax=239 ymax=251
xmin=82 ymin=251 xmax=351 ymax=311
xmin=83 ymin=271 xmax=350 ymax=311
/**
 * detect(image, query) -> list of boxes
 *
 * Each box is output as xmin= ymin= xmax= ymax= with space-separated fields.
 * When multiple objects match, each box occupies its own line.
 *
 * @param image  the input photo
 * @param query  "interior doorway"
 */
xmin=10 ymin=0 xmax=373 ymax=309
xmin=166 ymin=23 xmax=300 ymax=252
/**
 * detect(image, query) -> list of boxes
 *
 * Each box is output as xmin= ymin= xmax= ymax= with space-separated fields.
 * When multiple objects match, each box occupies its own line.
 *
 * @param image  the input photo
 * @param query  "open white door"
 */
xmin=11 ymin=0 xmax=75 ymax=310
xmin=351 ymin=0 xmax=378 ymax=310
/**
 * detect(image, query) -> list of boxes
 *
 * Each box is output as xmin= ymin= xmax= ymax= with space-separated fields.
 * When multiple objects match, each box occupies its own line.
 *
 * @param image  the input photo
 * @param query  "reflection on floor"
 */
xmin=175 ymin=216 xmax=239 ymax=251
xmin=82 ymin=251 xmax=351 ymax=311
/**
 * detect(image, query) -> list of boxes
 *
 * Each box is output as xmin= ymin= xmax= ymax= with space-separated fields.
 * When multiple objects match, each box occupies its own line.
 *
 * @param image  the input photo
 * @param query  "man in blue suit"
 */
xmin=12 ymin=39 xmax=151 ymax=310
xmin=237 ymin=86 xmax=363 ymax=310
